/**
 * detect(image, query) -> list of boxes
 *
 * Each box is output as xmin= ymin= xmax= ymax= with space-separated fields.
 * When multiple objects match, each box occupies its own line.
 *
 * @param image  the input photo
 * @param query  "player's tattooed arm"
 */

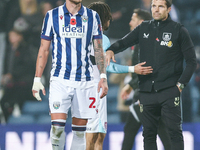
xmin=35 ymin=39 xmax=51 ymax=77
xmin=93 ymin=38 xmax=108 ymax=98
xmin=93 ymin=38 xmax=106 ymax=74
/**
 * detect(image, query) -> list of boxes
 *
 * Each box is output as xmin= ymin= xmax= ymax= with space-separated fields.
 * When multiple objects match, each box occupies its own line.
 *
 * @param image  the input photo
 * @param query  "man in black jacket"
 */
xmin=106 ymin=0 xmax=197 ymax=149
xmin=121 ymin=8 xmax=171 ymax=150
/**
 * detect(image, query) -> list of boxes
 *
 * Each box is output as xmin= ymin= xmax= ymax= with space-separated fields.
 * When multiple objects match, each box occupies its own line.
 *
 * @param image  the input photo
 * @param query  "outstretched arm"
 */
xmin=107 ymin=61 xmax=153 ymax=75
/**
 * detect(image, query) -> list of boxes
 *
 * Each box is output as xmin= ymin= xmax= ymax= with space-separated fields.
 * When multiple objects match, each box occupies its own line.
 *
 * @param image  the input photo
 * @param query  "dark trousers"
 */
xmin=0 ymin=83 xmax=33 ymax=122
xmin=139 ymin=86 xmax=184 ymax=150
xmin=121 ymin=103 xmax=171 ymax=150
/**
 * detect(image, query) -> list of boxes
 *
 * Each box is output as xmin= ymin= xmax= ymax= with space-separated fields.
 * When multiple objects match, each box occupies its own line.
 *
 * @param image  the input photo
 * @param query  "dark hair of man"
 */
xmin=151 ymin=0 xmax=172 ymax=8
xmin=88 ymin=2 xmax=112 ymax=31
xmin=134 ymin=8 xmax=152 ymax=21
xmin=165 ymin=0 xmax=172 ymax=8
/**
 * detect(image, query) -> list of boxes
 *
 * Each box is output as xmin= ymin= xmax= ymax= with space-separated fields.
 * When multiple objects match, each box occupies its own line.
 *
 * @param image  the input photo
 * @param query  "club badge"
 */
xmin=81 ymin=16 xmax=88 ymax=22
xmin=53 ymin=101 xmax=60 ymax=109
xmin=162 ymin=32 xmax=172 ymax=41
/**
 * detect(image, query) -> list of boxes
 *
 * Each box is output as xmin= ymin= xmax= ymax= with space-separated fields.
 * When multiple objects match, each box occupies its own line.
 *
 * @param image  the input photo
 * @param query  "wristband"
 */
xmin=128 ymin=66 xmax=135 ymax=73
xmin=100 ymin=73 xmax=107 ymax=79
xmin=34 ymin=77 xmax=41 ymax=82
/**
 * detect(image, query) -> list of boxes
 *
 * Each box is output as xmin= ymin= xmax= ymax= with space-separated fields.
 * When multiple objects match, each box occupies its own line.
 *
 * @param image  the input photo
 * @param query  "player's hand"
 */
xmin=32 ymin=77 xmax=46 ymax=101
xmin=134 ymin=62 xmax=153 ymax=75
xmin=105 ymin=50 xmax=116 ymax=66
xmin=120 ymin=84 xmax=133 ymax=100
xmin=98 ymin=78 xmax=108 ymax=99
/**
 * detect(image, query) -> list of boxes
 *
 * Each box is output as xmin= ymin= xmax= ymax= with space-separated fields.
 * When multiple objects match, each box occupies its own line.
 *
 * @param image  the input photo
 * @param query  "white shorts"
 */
xmin=86 ymin=83 xmax=107 ymax=133
xmin=49 ymin=78 xmax=96 ymax=119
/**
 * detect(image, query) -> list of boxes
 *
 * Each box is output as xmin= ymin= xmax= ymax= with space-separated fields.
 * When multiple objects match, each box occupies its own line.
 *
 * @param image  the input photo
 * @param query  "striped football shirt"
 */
xmin=41 ymin=3 xmax=102 ymax=83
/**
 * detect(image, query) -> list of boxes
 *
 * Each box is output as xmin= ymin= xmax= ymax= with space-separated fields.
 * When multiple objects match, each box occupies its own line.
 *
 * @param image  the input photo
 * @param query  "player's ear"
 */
xmin=167 ymin=7 xmax=171 ymax=13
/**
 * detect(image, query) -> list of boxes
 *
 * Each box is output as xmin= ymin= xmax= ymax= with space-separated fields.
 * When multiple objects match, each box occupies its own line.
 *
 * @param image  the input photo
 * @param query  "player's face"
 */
xmin=129 ymin=13 xmax=142 ymax=31
xmin=151 ymin=0 xmax=171 ymax=21
xmin=69 ymin=0 xmax=82 ymax=5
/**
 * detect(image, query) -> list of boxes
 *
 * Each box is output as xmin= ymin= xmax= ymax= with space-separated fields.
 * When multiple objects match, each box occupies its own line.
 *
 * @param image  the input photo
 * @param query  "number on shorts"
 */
xmin=89 ymin=97 xmax=96 ymax=108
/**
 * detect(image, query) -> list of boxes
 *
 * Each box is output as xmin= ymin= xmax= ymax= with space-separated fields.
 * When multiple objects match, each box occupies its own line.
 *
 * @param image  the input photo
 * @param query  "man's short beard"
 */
xmin=69 ymin=0 xmax=81 ymax=5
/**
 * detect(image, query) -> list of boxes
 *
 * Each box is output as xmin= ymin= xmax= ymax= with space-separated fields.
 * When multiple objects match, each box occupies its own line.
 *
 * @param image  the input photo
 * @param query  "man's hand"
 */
xmin=98 ymin=78 xmax=108 ymax=99
xmin=32 ymin=77 xmax=46 ymax=101
xmin=177 ymin=85 xmax=182 ymax=93
xmin=134 ymin=62 xmax=153 ymax=75
xmin=120 ymin=84 xmax=133 ymax=100
xmin=105 ymin=50 xmax=116 ymax=66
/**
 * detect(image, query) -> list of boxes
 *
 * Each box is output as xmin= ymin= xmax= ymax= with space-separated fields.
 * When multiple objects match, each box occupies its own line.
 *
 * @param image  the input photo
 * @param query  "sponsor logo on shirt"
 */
xmin=143 ymin=33 xmax=149 ymax=38
xmin=62 ymin=24 xmax=85 ymax=38
xmin=160 ymin=32 xmax=173 ymax=48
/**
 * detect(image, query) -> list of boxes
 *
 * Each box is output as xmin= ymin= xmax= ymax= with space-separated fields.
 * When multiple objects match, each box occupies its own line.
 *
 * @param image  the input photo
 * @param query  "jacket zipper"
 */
xmin=153 ymin=22 xmax=160 ymax=90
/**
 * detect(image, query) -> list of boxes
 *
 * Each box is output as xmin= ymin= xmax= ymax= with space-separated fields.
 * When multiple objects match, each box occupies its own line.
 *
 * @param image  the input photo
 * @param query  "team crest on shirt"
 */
xmin=162 ymin=32 xmax=172 ymax=41
xmin=53 ymin=101 xmax=60 ymax=109
xmin=160 ymin=32 xmax=173 ymax=48
xmin=81 ymin=16 xmax=88 ymax=22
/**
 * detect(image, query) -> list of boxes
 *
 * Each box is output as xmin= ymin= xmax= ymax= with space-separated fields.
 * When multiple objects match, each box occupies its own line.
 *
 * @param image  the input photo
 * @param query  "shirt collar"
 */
xmin=63 ymin=2 xmax=84 ymax=16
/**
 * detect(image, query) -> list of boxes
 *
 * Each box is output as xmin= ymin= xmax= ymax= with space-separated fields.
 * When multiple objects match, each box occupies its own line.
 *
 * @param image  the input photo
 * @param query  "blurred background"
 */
xmin=0 ymin=0 xmax=200 ymax=150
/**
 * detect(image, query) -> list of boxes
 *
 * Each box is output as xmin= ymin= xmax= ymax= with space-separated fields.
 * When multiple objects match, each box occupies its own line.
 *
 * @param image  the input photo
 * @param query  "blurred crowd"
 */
xmin=0 ymin=0 xmax=200 ymax=124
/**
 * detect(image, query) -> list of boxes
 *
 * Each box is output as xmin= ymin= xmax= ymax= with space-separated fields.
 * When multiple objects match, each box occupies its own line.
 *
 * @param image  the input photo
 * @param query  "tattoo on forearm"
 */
xmin=93 ymin=39 xmax=106 ymax=73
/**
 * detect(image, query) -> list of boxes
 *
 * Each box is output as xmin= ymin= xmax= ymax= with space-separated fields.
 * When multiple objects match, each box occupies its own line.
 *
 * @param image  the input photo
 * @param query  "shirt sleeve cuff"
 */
xmin=41 ymin=35 xmax=52 ymax=41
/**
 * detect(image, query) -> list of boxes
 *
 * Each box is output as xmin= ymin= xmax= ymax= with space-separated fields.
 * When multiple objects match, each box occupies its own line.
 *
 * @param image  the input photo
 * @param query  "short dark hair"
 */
xmin=134 ymin=8 xmax=152 ymax=21
xmin=87 ymin=1 xmax=112 ymax=31
xmin=151 ymin=0 xmax=172 ymax=8
xmin=165 ymin=0 xmax=172 ymax=8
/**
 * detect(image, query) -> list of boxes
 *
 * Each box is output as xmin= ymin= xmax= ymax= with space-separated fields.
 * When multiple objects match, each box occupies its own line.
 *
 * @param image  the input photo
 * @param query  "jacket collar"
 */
xmin=153 ymin=14 xmax=171 ymax=27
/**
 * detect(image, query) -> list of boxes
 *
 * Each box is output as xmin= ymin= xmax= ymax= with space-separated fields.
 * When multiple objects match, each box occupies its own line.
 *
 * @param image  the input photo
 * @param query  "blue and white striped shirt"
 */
xmin=41 ymin=3 xmax=102 ymax=84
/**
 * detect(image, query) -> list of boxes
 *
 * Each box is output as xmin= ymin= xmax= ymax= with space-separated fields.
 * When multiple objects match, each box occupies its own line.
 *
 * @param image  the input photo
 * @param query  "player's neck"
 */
xmin=66 ymin=1 xmax=81 ymax=15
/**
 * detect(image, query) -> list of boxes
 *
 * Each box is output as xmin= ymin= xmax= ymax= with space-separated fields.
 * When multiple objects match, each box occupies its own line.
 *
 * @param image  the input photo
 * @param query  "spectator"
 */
xmin=18 ymin=0 xmax=43 ymax=48
xmin=0 ymin=28 xmax=35 ymax=122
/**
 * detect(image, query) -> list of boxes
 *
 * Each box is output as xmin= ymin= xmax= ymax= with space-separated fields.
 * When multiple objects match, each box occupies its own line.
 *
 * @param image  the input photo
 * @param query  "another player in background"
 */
xmin=86 ymin=2 xmax=153 ymax=150
xmin=32 ymin=0 xmax=108 ymax=150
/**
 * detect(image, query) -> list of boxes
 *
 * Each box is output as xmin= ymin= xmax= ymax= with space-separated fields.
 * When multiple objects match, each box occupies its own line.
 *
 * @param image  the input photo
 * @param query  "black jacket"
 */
xmin=107 ymin=16 xmax=197 ymax=92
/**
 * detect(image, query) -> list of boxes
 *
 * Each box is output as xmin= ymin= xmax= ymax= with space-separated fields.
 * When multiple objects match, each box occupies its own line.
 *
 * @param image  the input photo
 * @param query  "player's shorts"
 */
xmin=49 ymin=78 xmax=96 ymax=119
xmin=86 ymin=82 xmax=107 ymax=133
